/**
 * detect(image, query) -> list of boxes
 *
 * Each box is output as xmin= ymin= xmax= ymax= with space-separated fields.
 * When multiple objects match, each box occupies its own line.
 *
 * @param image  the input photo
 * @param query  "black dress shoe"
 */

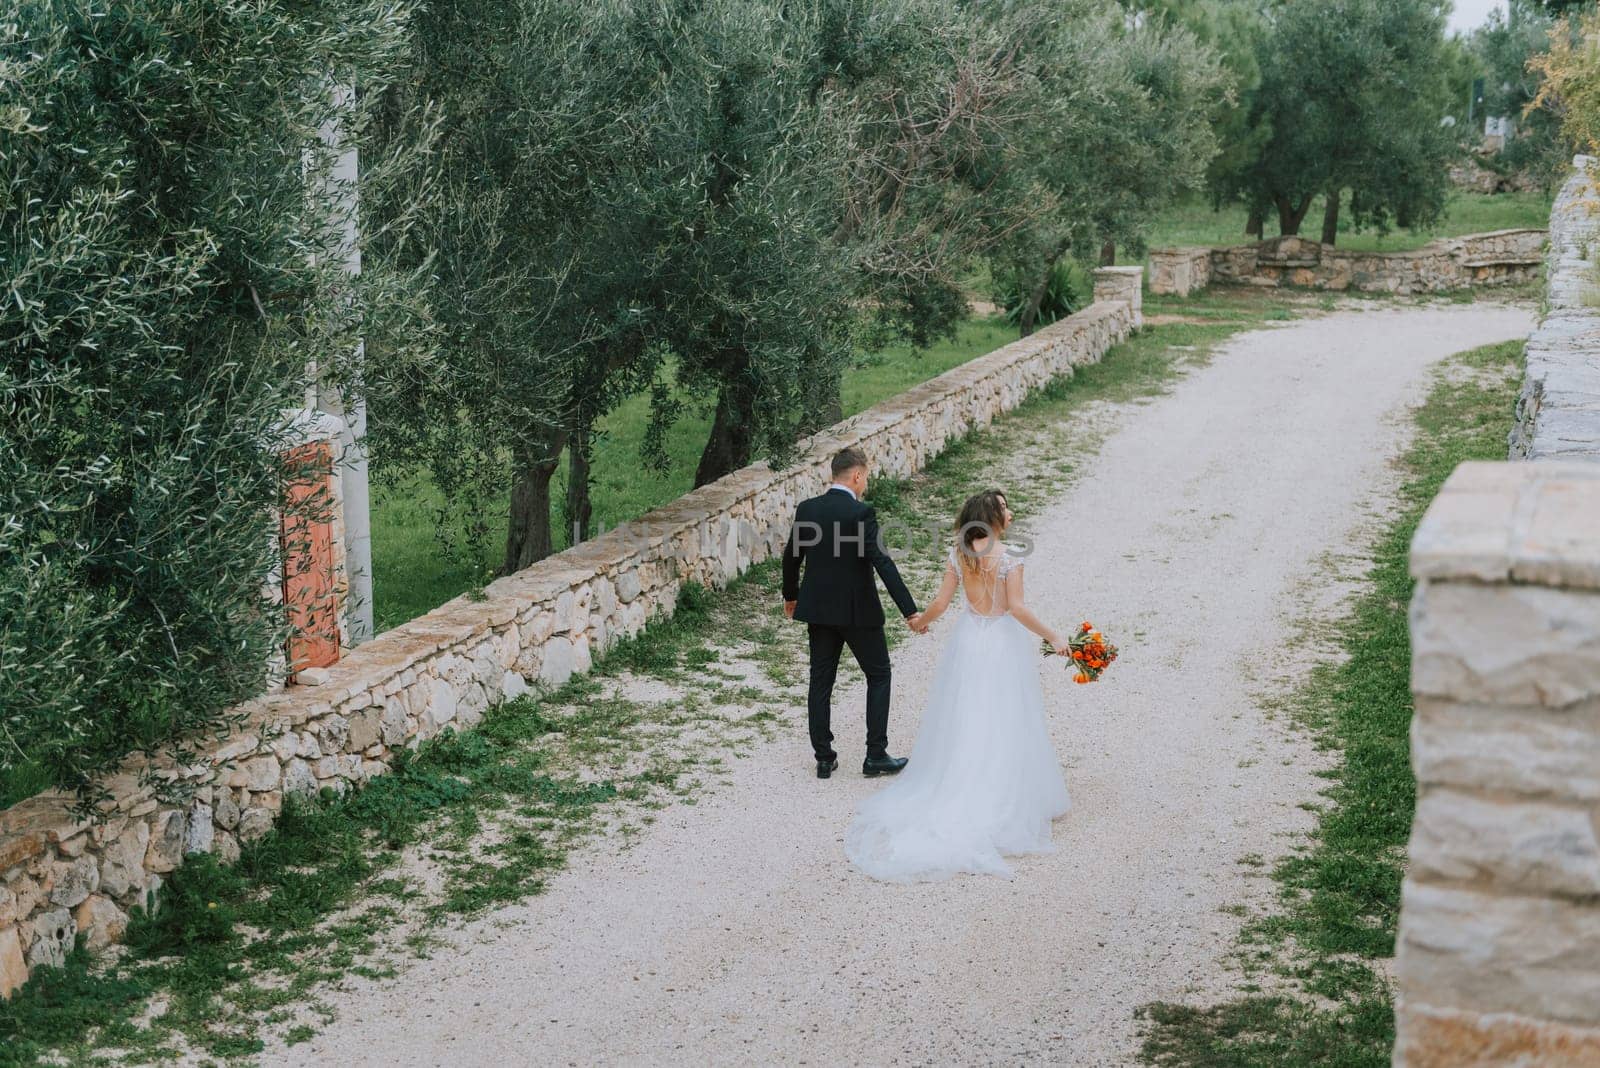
xmin=862 ymin=754 xmax=908 ymax=777
xmin=816 ymin=757 xmax=839 ymax=779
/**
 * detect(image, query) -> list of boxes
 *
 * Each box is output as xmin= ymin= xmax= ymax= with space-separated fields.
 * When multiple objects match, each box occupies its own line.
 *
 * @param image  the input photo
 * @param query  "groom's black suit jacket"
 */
xmin=782 ymin=487 xmax=917 ymax=628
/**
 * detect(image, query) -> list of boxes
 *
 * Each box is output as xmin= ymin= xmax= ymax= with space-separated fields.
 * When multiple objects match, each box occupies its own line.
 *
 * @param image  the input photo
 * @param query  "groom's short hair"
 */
xmin=831 ymin=447 xmax=867 ymax=477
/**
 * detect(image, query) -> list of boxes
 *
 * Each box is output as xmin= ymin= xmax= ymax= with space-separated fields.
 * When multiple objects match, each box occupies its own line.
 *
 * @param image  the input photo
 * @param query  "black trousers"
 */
xmin=806 ymin=623 xmax=891 ymax=761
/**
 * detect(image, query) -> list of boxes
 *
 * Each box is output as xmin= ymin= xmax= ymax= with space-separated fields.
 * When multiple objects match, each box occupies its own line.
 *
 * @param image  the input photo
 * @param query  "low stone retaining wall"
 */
xmin=1396 ymin=159 xmax=1600 ymax=1065
xmin=1149 ymin=228 xmax=1546 ymax=297
xmin=1512 ymin=158 xmax=1600 ymax=462
xmin=0 ymin=269 xmax=1144 ymax=999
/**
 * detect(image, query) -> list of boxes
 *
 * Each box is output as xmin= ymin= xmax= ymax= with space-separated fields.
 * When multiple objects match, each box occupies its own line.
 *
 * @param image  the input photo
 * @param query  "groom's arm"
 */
xmin=781 ymin=510 xmax=804 ymax=608
xmin=863 ymin=507 xmax=917 ymax=618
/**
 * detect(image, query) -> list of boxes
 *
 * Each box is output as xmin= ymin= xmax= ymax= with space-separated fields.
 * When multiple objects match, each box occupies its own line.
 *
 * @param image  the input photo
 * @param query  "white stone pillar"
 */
xmin=314 ymin=83 xmax=374 ymax=645
xmin=1397 ymin=461 xmax=1600 ymax=1064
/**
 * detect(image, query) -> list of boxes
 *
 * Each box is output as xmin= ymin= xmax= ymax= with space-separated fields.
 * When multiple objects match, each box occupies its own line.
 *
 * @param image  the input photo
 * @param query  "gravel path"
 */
xmin=268 ymin=303 xmax=1533 ymax=1067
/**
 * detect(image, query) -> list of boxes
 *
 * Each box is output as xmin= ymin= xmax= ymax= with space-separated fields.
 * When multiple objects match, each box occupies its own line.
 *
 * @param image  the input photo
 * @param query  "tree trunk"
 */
xmin=693 ymin=358 xmax=757 ymax=488
xmin=1018 ymin=237 xmax=1074 ymax=338
xmin=503 ymin=438 xmax=562 ymax=574
xmin=564 ymin=426 xmax=593 ymax=546
xmin=1246 ymin=209 xmax=1265 ymax=240
xmin=1320 ymin=187 xmax=1342 ymax=246
xmin=799 ymin=371 xmax=843 ymax=437
xmin=1273 ymin=194 xmax=1313 ymax=237
xmin=1098 ymin=239 xmax=1116 ymax=267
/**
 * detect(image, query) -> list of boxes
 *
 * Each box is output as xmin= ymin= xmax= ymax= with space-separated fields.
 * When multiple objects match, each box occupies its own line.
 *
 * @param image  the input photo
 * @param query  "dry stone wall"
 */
xmin=1398 ymin=462 xmax=1600 ymax=1066
xmin=1397 ymin=160 xmax=1600 ymax=1066
xmin=1512 ymin=157 xmax=1600 ymax=462
xmin=0 ymin=269 xmax=1142 ymax=999
xmin=1149 ymin=228 xmax=1546 ymax=298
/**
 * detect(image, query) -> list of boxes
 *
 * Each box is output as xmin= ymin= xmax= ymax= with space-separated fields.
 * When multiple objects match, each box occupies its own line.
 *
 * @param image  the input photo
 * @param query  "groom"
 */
xmin=783 ymin=446 xmax=925 ymax=780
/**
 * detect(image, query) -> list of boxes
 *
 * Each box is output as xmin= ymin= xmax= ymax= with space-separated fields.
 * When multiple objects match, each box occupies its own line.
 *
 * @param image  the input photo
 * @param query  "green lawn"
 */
xmin=370 ymin=315 xmax=1020 ymax=631
xmin=1130 ymin=189 xmax=1554 ymax=257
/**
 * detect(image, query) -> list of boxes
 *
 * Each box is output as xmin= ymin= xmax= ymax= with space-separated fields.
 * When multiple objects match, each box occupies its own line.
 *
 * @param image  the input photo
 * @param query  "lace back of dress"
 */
xmin=953 ymin=544 xmax=1011 ymax=618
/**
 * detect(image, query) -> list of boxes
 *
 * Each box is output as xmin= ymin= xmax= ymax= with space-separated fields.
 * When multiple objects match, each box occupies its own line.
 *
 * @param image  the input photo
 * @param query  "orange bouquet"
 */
xmin=1042 ymin=622 xmax=1119 ymax=683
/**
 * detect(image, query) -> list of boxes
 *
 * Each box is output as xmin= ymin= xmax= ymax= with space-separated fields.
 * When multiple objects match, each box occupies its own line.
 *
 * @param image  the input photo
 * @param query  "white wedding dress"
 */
xmin=845 ymin=548 xmax=1070 ymax=883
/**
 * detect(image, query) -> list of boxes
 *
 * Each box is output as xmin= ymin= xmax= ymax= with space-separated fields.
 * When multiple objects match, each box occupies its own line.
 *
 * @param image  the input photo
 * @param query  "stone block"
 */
xmin=53 ymin=832 xmax=88 ymax=859
xmin=212 ymin=733 xmax=260 ymax=764
xmin=426 ymin=678 xmax=457 ymax=730
xmin=1411 ymin=788 xmax=1600 ymax=897
xmin=1397 ymin=880 xmax=1600 ymax=1026
xmin=283 ymin=759 xmax=317 ymax=796
xmin=502 ymin=671 xmax=529 ymax=702
xmin=214 ymin=796 xmax=240 ymax=831
xmin=49 ymin=856 xmax=98 ymax=909
xmin=1410 ymin=581 xmax=1600 ymax=709
xmin=269 ymin=731 xmax=299 ymax=762
xmin=615 ymin=571 xmax=643 ymax=604
xmin=0 ymin=925 xmax=25 ymax=999
xmin=320 ymin=714 xmax=350 ymax=751
xmin=1396 ymin=1000 xmax=1600 ymax=1068
xmin=73 ymin=895 xmax=127 ymax=952
xmin=99 ymin=820 xmax=149 ymax=899
xmin=237 ymin=755 xmax=282 ymax=793
xmin=1412 ymin=696 xmax=1600 ymax=802
xmin=213 ymin=831 xmax=241 ymax=866
xmin=540 ymin=635 xmax=575 ymax=688
xmin=184 ymin=803 xmax=215 ymax=856
xmin=347 ymin=706 xmax=382 ymax=752
xmin=553 ymin=589 xmax=576 ymax=631
xmin=236 ymin=808 xmax=273 ymax=843
xmin=0 ymin=889 xmax=14 ymax=929
xmin=381 ymin=699 xmax=408 ymax=746
xmin=27 ymin=909 xmax=74 ymax=970
xmin=144 ymin=810 xmax=187 ymax=874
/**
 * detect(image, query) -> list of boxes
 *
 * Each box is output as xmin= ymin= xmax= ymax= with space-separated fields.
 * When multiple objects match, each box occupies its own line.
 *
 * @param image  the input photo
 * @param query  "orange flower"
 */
xmin=1074 ymin=673 xmax=1089 ymax=684
xmin=1080 ymin=622 xmax=1093 ymax=632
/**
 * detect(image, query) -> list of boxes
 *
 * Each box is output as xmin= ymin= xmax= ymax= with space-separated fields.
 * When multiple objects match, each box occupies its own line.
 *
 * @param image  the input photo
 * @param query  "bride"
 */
xmin=845 ymin=489 xmax=1073 ymax=883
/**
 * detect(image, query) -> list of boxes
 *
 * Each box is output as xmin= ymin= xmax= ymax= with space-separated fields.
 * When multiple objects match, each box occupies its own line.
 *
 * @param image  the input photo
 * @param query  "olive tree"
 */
xmin=990 ymin=2 xmax=1228 ymax=334
xmin=1 ymin=1 xmax=432 ymax=801
xmin=1214 ymin=0 xmax=1458 ymax=243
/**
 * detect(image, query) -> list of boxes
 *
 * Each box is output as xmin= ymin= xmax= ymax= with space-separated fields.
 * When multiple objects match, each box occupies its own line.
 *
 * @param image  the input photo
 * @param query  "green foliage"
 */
xmin=1211 ymin=0 xmax=1459 ymax=241
xmin=1 ymin=2 xmax=432 ymax=802
xmin=1458 ymin=2 xmax=1568 ymax=190
xmin=1530 ymin=6 xmax=1600 ymax=160
xmin=368 ymin=316 xmax=1016 ymax=629
xmin=986 ymin=1 xmax=1229 ymax=333
xmin=998 ymin=260 xmax=1092 ymax=329
xmin=369 ymin=0 xmax=1169 ymax=574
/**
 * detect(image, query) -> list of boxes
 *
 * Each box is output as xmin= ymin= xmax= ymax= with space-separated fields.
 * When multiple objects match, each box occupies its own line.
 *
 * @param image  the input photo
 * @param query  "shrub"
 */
xmin=1 ymin=2 xmax=432 ymax=805
xmin=998 ymin=260 xmax=1093 ymax=330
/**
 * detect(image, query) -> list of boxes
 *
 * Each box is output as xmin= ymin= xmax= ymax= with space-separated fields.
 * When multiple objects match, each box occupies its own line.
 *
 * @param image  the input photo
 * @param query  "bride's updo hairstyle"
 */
xmin=954 ymin=490 xmax=1008 ymax=577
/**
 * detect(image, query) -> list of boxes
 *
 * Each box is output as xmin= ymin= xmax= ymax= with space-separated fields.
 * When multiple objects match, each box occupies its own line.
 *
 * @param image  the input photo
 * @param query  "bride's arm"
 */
xmin=1006 ymin=567 xmax=1069 ymax=653
xmin=916 ymin=565 xmax=960 ymax=628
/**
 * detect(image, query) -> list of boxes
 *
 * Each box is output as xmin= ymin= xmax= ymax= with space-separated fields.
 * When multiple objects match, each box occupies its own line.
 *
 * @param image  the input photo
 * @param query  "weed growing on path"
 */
xmin=1136 ymin=340 xmax=1527 ymax=1068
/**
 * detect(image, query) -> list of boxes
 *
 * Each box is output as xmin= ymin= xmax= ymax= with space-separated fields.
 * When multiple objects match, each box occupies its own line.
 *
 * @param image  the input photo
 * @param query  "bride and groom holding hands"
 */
xmin=782 ymin=446 xmax=1078 ymax=884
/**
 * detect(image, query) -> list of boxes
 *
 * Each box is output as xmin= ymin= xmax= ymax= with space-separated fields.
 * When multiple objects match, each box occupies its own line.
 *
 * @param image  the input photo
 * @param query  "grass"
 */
xmin=370 ymin=316 xmax=1020 ymax=632
xmin=0 ymin=571 xmax=786 ymax=1067
xmin=1136 ymin=339 xmax=1528 ymax=1067
xmin=1128 ymin=189 xmax=1554 ymax=258
xmin=0 ymin=285 xmax=1308 ymax=1067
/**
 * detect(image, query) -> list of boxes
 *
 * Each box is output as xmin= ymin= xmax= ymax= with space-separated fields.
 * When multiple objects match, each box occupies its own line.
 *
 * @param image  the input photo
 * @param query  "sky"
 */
xmin=1448 ymin=0 xmax=1505 ymax=34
